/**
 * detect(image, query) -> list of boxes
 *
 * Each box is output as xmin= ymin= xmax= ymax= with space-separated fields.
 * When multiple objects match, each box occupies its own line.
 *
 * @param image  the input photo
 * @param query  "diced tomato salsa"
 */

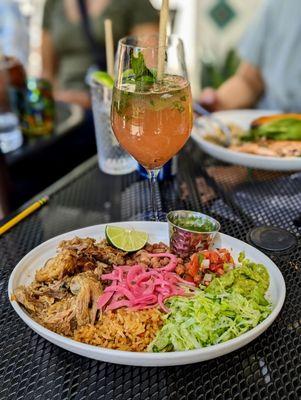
xmin=175 ymin=248 xmax=234 ymax=285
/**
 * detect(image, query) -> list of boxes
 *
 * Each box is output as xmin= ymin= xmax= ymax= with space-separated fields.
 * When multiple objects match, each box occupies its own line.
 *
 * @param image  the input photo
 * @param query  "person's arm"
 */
xmin=42 ymin=31 xmax=91 ymax=108
xmin=41 ymin=0 xmax=58 ymax=85
xmin=41 ymin=1 xmax=91 ymax=109
xmin=41 ymin=30 xmax=57 ymax=85
xmin=53 ymin=89 xmax=91 ymax=109
xmin=201 ymin=61 xmax=265 ymax=111
xmin=201 ymin=1 xmax=272 ymax=111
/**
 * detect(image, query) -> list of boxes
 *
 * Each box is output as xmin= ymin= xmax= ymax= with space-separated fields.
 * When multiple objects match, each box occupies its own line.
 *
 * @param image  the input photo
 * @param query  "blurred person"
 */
xmin=200 ymin=0 xmax=301 ymax=113
xmin=0 ymin=0 xmax=29 ymax=66
xmin=42 ymin=0 xmax=159 ymax=108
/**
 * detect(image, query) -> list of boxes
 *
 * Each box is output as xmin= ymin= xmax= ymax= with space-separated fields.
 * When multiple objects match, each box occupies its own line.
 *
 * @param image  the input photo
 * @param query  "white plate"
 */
xmin=8 ymin=221 xmax=286 ymax=367
xmin=192 ymin=109 xmax=301 ymax=171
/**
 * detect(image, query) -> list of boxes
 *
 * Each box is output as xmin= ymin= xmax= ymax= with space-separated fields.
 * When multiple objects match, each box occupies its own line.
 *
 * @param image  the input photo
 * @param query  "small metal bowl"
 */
xmin=167 ymin=210 xmax=220 ymax=258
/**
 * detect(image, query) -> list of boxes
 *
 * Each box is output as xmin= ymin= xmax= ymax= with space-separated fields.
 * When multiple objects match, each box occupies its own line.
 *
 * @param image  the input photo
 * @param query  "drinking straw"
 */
xmin=104 ymin=19 xmax=114 ymax=78
xmin=0 ymin=196 xmax=49 ymax=236
xmin=157 ymin=0 xmax=169 ymax=81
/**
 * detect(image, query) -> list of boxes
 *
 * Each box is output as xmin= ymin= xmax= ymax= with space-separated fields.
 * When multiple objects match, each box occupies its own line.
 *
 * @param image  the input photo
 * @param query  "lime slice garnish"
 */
xmin=105 ymin=226 xmax=148 ymax=252
xmin=91 ymin=71 xmax=114 ymax=88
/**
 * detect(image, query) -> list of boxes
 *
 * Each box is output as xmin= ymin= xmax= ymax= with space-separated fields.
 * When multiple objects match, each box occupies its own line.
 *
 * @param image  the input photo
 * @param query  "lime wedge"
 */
xmin=91 ymin=71 xmax=114 ymax=89
xmin=105 ymin=225 xmax=148 ymax=252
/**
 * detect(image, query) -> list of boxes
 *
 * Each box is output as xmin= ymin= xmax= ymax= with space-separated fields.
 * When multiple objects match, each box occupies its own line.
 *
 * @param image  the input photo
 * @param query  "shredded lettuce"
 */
xmin=148 ymin=258 xmax=271 ymax=352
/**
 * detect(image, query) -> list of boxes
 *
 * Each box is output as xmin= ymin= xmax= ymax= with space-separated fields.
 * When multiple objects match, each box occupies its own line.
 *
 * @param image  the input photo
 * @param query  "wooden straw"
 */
xmin=104 ymin=19 xmax=114 ymax=77
xmin=157 ymin=0 xmax=169 ymax=81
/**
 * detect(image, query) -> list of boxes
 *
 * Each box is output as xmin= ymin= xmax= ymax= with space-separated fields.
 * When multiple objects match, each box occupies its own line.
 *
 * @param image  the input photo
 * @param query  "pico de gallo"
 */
xmin=175 ymin=248 xmax=235 ymax=285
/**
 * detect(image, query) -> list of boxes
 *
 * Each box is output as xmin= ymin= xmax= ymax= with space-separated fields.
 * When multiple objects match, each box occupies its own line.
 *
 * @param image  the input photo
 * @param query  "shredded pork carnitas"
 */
xmin=14 ymin=237 xmax=127 ymax=335
xmin=13 ymin=238 xmax=177 ymax=340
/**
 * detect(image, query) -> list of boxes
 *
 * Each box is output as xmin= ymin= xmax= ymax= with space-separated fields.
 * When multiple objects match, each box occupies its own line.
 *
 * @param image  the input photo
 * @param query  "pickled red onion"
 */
xmin=97 ymin=253 xmax=195 ymax=312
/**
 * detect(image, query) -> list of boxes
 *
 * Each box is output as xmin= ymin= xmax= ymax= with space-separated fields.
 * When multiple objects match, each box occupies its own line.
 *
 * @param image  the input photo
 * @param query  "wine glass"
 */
xmin=111 ymin=35 xmax=193 ymax=221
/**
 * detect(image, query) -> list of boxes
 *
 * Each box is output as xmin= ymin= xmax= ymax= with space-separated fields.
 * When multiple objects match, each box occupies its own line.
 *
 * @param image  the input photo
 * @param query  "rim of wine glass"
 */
xmin=118 ymin=33 xmax=183 ymax=50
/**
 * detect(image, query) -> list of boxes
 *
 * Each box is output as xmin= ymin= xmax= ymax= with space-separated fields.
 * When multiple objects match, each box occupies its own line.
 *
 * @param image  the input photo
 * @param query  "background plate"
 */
xmin=8 ymin=221 xmax=286 ymax=367
xmin=192 ymin=109 xmax=301 ymax=171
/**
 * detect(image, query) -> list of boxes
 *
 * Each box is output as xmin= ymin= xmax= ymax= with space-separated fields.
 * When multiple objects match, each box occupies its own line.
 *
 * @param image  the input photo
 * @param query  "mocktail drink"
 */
xmin=112 ymin=75 xmax=192 ymax=170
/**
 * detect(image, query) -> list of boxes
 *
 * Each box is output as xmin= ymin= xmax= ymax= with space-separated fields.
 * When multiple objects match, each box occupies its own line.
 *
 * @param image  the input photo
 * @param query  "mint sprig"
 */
xmin=114 ymin=52 xmax=158 ymax=115
xmin=131 ymin=52 xmax=152 ymax=78
xmin=120 ymin=51 xmax=158 ymax=89
xmin=131 ymin=51 xmax=155 ymax=79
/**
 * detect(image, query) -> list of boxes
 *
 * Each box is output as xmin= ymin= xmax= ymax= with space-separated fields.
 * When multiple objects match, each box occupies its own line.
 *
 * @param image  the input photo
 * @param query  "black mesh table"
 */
xmin=1 ymin=142 xmax=301 ymax=400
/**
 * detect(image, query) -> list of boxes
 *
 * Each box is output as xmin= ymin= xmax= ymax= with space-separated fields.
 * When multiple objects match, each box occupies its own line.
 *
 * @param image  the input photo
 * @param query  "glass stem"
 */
xmin=147 ymin=169 xmax=160 ymax=221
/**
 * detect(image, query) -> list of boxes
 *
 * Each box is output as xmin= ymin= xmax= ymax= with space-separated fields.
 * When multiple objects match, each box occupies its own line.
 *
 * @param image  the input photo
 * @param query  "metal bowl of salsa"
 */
xmin=167 ymin=210 xmax=220 ymax=258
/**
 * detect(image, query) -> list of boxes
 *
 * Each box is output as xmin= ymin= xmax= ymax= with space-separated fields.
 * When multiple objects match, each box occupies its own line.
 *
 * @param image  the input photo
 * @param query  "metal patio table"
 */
xmin=0 ymin=142 xmax=300 ymax=400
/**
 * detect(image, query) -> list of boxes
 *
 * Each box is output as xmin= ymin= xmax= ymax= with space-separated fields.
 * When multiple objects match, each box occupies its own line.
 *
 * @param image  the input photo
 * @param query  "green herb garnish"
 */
xmin=172 ymin=101 xmax=185 ymax=113
xmin=171 ymin=216 xmax=216 ymax=232
xmin=121 ymin=51 xmax=158 ymax=91
xmin=131 ymin=51 xmax=153 ymax=79
xmin=113 ymin=90 xmax=133 ymax=116
xmin=114 ymin=52 xmax=158 ymax=115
